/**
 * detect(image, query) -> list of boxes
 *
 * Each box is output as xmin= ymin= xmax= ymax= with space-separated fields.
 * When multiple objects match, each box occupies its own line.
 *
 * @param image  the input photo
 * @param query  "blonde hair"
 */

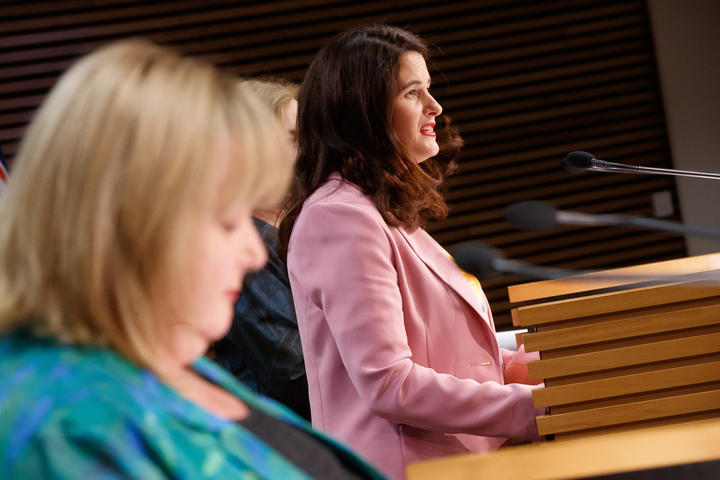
xmin=241 ymin=78 xmax=299 ymax=120
xmin=0 ymin=39 xmax=292 ymax=367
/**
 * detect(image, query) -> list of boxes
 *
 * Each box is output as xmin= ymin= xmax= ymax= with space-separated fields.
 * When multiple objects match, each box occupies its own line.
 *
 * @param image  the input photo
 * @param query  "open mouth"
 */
xmin=420 ymin=123 xmax=436 ymax=137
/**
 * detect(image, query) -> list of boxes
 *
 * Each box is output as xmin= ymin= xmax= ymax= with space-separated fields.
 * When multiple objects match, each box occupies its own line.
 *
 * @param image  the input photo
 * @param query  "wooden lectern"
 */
xmin=511 ymin=252 xmax=720 ymax=438
xmin=408 ymin=253 xmax=720 ymax=479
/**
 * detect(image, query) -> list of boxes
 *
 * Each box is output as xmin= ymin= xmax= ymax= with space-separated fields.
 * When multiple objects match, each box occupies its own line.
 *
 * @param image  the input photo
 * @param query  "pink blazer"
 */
xmin=287 ymin=176 xmax=544 ymax=480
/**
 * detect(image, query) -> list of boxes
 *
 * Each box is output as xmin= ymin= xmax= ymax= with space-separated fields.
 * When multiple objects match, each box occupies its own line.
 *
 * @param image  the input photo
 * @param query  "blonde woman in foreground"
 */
xmin=0 ymin=40 xmax=384 ymax=480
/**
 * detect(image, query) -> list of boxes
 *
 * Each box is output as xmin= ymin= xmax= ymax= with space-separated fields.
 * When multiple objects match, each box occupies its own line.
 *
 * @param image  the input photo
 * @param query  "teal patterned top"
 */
xmin=0 ymin=331 xmax=385 ymax=479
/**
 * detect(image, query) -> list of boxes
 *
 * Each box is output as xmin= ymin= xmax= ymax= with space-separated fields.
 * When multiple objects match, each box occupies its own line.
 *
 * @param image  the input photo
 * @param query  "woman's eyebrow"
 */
xmin=399 ymin=78 xmax=431 ymax=90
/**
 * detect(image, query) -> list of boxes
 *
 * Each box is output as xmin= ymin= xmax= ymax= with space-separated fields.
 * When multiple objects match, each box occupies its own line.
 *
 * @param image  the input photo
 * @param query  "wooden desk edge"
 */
xmin=406 ymin=418 xmax=720 ymax=480
xmin=507 ymin=253 xmax=720 ymax=304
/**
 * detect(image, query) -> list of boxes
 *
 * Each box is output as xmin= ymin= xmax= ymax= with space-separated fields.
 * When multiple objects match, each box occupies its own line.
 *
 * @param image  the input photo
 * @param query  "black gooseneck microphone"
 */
xmin=563 ymin=151 xmax=720 ymax=180
xmin=450 ymin=242 xmax=587 ymax=280
xmin=505 ymin=200 xmax=720 ymax=241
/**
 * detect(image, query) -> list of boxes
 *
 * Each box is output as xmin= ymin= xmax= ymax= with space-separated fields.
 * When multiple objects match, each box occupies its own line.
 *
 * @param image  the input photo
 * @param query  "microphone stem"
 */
xmin=494 ymin=258 xmax=587 ymax=280
xmin=593 ymin=160 xmax=720 ymax=180
xmin=559 ymin=211 xmax=720 ymax=241
xmin=621 ymin=215 xmax=720 ymax=240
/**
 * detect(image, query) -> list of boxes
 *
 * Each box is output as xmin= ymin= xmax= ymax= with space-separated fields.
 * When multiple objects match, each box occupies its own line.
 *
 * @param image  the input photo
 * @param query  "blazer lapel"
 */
xmin=397 ymin=227 xmax=500 ymax=349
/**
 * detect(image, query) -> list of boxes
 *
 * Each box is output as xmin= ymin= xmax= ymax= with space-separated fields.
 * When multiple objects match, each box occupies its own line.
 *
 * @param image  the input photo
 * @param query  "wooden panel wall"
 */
xmin=0 ymin=0 xmax=684 ymax=327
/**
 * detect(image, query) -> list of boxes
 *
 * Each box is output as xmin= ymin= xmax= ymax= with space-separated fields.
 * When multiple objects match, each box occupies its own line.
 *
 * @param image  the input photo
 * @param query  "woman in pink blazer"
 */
xmin=279 ymin=25 xmax=544 ymax=480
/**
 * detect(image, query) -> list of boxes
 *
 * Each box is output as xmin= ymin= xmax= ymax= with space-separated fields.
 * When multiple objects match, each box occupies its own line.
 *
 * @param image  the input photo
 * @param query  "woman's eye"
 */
xmin=405 ymin=89 xmax=418 ymax=98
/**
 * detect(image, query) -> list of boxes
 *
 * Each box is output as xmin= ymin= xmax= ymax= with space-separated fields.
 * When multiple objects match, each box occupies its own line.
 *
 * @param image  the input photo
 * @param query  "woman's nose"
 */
xmin=425 ymin=93 xmax=442 ymax=117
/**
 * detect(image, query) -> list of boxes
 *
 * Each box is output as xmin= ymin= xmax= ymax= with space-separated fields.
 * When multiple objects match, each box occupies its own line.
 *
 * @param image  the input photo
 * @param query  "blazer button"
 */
xmin=471 ymin=361 xmax=492 ymax=366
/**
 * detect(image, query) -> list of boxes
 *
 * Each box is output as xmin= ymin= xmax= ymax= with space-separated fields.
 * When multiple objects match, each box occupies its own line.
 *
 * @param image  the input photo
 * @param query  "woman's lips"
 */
xmin=420 ymin=123 xmax=436 ymax=137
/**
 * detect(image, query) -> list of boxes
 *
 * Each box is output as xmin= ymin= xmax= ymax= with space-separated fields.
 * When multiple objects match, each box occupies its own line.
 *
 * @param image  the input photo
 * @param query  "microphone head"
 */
xmin=450 ymin=242 xmax=504 ymax=279
xmin=564 ymin=151 xmax=595 ymax=174
xmin=505 ymin=200 xmax=558 ymax=230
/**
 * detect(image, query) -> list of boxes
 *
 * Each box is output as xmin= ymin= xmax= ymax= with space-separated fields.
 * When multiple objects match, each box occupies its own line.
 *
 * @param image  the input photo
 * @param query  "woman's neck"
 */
xmin=152 ymin=342 xmax=250 ymax=421
xmin=161 ymin=364 xmax=250 ymax=421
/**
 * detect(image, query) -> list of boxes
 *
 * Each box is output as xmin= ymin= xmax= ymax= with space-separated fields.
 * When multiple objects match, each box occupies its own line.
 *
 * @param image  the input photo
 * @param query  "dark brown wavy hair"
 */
xmin=278 ymin=25 xmax=463 ymax=256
